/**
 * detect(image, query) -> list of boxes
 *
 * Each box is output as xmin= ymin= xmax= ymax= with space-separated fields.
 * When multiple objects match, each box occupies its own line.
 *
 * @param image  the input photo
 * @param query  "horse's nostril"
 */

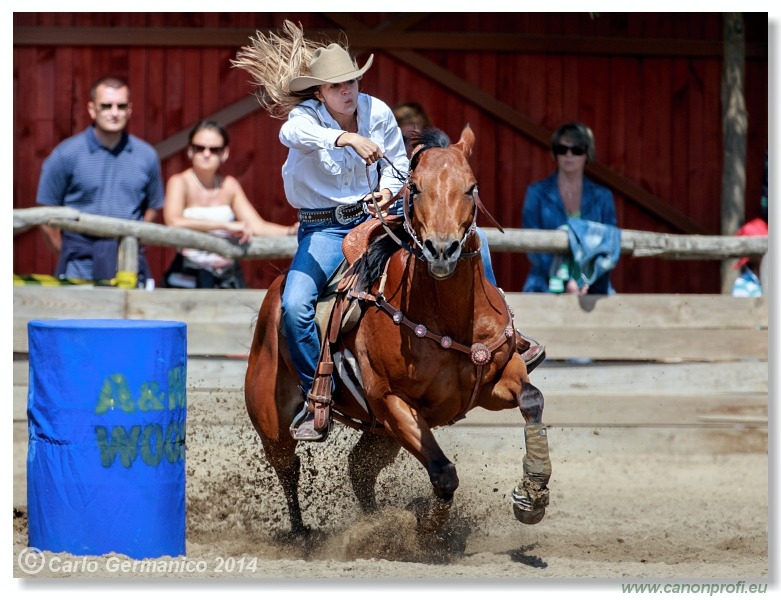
xmin=445 ymin=241 xmax=460 ymax=259
xmin=425 ymin=239 xmax=460 ymax=260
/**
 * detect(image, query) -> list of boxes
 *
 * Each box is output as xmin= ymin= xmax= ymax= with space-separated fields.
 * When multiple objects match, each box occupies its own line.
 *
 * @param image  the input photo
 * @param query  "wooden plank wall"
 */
xmin=12 ymin=287 xmax=769 ymax=360
xmin=13 ymin=287 xmax=768 ymax=431
xmin=12 ymin=12 xmax=769 ymax=294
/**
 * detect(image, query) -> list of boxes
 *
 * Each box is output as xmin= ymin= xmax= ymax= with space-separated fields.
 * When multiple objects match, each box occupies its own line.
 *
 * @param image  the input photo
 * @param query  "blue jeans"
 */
xmin=281 ymin=215 xmax=369 ymax=393
xmin=476 ymin=227 xmax=496 ymax=286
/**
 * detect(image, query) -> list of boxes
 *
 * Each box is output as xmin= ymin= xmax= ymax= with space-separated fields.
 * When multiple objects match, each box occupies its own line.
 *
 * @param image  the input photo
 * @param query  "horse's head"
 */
xmin=405 ymin=125 xmax=478 ymax=279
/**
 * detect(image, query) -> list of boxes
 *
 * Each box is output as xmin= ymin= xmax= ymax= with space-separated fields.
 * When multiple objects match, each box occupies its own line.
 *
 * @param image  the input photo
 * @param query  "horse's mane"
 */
xmin=408 ymin=128 xmax=450 ymax=171
xmin=354 ymin=228 xmax=411 ymax=292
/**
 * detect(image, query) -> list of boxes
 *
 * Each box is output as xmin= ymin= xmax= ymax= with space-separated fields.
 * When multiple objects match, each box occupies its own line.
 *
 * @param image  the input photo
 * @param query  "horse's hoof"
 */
xmin=513 ymin=504 xmax=546 ymax=525
xmin=511 ymin=480 xmax=549 ymax=525
xmin=406 ymin=496 xmax=453 ymax=534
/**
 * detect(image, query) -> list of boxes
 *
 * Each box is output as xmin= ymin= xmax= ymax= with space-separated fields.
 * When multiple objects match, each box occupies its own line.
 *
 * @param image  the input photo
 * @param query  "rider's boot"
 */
xmin=516 ymin=330 xmax=546 ymax=374
xmin=290 ymin=385 xmax=332 ymax=442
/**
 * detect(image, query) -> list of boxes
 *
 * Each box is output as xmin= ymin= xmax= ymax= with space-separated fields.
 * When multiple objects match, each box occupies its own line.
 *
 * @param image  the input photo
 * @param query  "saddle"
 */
xmin=304 ymin=217 xmax=403 ymax=436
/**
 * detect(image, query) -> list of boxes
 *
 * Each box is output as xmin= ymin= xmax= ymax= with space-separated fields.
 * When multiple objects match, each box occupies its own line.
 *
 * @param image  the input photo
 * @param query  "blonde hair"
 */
xmin=232 ymin=20 xmax=348 ymax=119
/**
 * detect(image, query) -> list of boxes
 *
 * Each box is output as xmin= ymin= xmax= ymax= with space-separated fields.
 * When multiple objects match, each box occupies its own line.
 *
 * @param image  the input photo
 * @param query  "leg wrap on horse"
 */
xmin=512 ymin=424 xmax=551 ymax=522
xmin=522 ymin=424 xmax=552 ymax=487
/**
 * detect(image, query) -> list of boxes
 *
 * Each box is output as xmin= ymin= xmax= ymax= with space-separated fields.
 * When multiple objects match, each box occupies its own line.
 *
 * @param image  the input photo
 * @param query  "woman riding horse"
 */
xmin=237 ymin=22 xmax=551 ymax=536
xmin=234 ymin=21 xmax=543 ymax=442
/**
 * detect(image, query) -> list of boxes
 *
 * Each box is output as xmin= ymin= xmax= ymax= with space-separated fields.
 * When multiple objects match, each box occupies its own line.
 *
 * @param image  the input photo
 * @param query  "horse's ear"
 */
xmin=453 ymin=124 xmax=475 ymax=158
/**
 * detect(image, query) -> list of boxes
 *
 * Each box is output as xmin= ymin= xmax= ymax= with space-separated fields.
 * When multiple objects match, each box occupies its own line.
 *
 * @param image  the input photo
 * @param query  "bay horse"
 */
xmin=244 ymin=125 xmax=552 ymax=536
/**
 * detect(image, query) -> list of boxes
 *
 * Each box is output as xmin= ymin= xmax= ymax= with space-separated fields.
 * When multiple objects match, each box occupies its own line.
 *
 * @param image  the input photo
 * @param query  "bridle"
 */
xmin=364 ymin=147 xmax=504 ymax=265
xmin=351 ymin=150 xmax=515 ymax=423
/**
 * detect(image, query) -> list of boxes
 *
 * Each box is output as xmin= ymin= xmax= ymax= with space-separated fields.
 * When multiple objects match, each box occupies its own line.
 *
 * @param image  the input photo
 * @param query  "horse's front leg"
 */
xmin=348 ymin=431 xmax=401 ymax=514
xmin=489 ymin=355 xmax=552 ymax=525
xmin=513 ymin=381 xmax=551 ymax=524
xmin=373 ymin=393 xmax=458 ymax=533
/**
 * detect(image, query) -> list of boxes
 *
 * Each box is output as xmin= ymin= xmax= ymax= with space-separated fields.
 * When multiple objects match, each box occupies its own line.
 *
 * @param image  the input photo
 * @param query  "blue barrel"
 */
xmin=27 ymin=319 xmax=187 ymax=559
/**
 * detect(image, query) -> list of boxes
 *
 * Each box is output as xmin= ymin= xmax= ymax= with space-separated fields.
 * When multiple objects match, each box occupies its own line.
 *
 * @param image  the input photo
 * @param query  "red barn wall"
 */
xmin=13 ymin=12 xmax=769 ymax=293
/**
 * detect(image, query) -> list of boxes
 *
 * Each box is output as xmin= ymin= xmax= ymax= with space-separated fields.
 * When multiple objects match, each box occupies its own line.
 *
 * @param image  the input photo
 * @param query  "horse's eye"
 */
xmin=467 ymin=184 xmax=477 ymax=196
xmin=409 ymin=182 xmax=420 ymax=195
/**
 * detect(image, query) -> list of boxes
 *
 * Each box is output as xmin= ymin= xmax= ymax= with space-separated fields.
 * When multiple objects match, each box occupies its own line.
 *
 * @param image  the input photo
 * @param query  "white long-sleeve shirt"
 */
xmin=279 ymin=94 xmax=409 ymax=210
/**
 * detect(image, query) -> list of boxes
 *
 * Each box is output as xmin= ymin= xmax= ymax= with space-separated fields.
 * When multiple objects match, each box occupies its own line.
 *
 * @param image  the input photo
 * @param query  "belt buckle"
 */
xmin=334 ymin=203 xmax=362 ymax=225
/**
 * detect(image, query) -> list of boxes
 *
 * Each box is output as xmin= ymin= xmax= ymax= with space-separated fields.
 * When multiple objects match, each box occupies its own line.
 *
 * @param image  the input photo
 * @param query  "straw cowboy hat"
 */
xmin=289 ymin=44 xmax=374 ymax=92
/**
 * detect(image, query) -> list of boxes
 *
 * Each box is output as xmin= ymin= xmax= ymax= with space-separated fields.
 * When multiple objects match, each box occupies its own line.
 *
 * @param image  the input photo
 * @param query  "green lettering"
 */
xmin=94 ymin=374 xmax=135 ymax=414
xmin=138 ymin=381 xmax=165 ymax=412
xmin=140 ymin=424 xmax=164 ymax=466
xmin=95 ymin=425 xmax=141 ymax=467
xmin=164 ymin=421 xmax=183 ymax=463
xmin=167 ymin=366 xmax=187 ymax=410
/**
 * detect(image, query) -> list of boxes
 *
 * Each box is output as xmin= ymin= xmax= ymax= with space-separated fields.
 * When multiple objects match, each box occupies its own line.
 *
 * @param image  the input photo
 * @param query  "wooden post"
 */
xmin=117 ymin=236 xmax=139 ymax=288
xmin=720 ymin=13 xmax=748 ymax=294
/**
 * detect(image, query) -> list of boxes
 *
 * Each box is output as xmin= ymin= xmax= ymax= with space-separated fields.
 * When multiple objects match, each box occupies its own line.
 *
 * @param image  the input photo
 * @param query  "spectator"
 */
xmin=233 ymin=20 xmax=409 ymax=440
xmin=760 ymin=148 xmax=768 ymax=224
xmin=393 ymin=101 xmax=432 ymax=156
xmin=162 ymin=120 xmax=297 ymax=289
xmin=731 ymin=217 xmax=767 ymax=298
xmin=36 ymin=75 xmax=163 ymax=287
xmin=522 ymin=121 xmax=618 ymax=295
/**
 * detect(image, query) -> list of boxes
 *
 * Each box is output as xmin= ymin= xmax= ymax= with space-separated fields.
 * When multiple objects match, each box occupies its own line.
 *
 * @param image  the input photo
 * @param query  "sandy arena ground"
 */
xmin=12 ymin=386 xmax=771 ymax=593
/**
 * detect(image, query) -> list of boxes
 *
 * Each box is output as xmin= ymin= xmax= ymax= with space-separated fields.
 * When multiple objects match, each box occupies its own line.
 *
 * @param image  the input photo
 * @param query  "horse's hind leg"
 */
xmin=513 ymin=382 xmax=552 ymax=525
xmin=262 ymin=439 xmax=308 ymax=536
xmin=348 ymin=432 xmax=401 ymax=513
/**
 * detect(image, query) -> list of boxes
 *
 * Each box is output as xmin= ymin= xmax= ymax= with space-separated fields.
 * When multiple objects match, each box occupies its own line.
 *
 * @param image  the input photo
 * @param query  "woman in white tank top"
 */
xmin=162 ymin=120 xmax=298 ymax=288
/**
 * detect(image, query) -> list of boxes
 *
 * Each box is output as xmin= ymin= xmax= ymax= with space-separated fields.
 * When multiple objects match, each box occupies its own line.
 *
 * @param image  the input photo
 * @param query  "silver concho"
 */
xmin=470 ymin=343 xmax=491 ymax=365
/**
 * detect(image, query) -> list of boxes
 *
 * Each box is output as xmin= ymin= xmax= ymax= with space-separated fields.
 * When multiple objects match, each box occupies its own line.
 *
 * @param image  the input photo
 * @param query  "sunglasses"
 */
xmin=191 ymin=144 xmax=226 ymax=154
xmin=97 ymin=103 xmax=130 ymax=112
xmin=552 ymin=143 xmax=586 ymax=156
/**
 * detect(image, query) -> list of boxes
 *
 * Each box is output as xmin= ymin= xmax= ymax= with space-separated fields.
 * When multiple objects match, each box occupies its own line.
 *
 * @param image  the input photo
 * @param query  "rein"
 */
xmin=364 ymin=146 xmax=506 ymax=267
xmin=363 ymin=160 xmax=422 ymax=259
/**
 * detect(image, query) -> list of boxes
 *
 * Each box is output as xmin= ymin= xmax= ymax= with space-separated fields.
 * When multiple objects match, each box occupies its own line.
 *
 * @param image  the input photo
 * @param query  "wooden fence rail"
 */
xmin=13 ymin=207 xmax=769 ymax=267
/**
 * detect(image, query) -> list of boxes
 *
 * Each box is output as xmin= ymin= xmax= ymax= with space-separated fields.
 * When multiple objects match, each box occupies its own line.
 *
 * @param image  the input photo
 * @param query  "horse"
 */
xmin=244 ymin=125 xmax=552 ymax=536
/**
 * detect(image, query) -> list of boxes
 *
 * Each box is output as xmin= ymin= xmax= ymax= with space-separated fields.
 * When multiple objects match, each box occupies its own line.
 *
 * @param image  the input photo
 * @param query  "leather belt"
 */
xmin=298 ymin=203 xmax=367 ymax=225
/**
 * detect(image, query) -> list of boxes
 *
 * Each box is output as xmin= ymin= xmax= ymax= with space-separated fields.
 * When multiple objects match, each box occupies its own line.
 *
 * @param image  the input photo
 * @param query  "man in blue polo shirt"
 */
xmin=37 ymin=75 xmax=164 ymax=285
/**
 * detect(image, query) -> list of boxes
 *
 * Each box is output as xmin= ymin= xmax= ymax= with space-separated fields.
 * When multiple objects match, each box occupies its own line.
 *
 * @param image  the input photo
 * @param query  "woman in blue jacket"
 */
xmin=522 ymin=121 xmax=617 ymax=295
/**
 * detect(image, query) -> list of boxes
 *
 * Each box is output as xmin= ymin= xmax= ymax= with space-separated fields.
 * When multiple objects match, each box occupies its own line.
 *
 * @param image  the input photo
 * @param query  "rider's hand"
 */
xmin=364 ymin=190 xmax=393 ymax=215
xmin=337 ymin=132 xmax=383 ymax=165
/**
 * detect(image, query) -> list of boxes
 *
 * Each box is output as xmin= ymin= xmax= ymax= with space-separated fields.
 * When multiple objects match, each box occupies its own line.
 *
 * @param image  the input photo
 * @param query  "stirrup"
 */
xmin=522 ymin=344 xmax=546 ymax=374
xmin=290 ymin=404 xmax=329 ymax=442
xmin=516 ymin=330 xmax=546 ymax=373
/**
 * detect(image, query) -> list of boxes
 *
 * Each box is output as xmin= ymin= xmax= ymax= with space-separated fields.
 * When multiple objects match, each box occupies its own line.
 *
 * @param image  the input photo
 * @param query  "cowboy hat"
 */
xmin=289 ymin=44 xmax=374 ymax=92
xmin=733 ymin=217 xmax=768 ymax=269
